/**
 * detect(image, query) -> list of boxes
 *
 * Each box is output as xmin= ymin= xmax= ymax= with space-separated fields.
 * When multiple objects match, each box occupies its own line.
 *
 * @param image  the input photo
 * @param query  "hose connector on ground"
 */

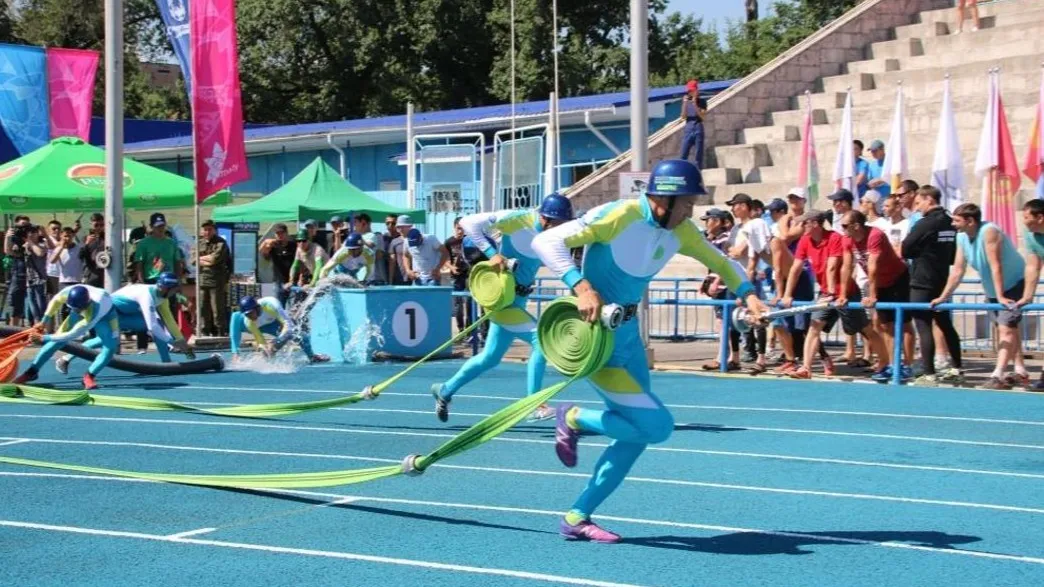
xmin=401 ymin=454 xmax=425 ymax=477
xmin=361 ymin=385 xmax=377 ymax=400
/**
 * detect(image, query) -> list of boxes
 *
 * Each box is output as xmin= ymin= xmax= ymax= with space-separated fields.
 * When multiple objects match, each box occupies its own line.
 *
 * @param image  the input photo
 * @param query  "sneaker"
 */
xmin=14 ymin=366 xmax=39 ymax=385
xmin=559 ymin=517 xmax=621 ymax=544
xmin=911 ymin=362 xmax=925 ymax=378
xmin=309 ymin=353 xmax=331 ymax=364
xmin=55 ymin=356 xmax=70 ymax=375
xmin=431 ymin=384 xmax=450 ymax=422
xmin=938 ymin=368 xmax=965 ymax=385
xmin=528 ymin=404 xmax=556 ymax=422
xmin=934 ymin=357 xmax=952 ymax=372
xmin=1029 ymin=377 xmax=1044 ymax=393
xmin=775 ymin=361 xmax=797 ymax=376
xmin=554 ymin=404 xmax=580 ymax=468
xmin=82 ymin=373 xmax=97 ymax=391
xmin=136 ymin=350 xmax=147 ymax=355
xmin=871 ymin=366 xmax=893 ymax=383
xmin=914 ymin=374 xmax=939 ymax=387
xmin=900 ymin=365 xmax=914 ymax=382
xmin=822 ymin=356 xmax=836 ymax=377
xmin=981 ymin=377 xmax=1011 ymax=391
xmin=1004 ymin=372 xmax=1031 ymax=389
xmin=789 ymin=366 xmax=811 ymax=380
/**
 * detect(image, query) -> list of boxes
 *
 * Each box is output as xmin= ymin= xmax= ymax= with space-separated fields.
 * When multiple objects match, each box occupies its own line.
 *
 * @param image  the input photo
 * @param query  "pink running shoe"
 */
xmin=560 ymin=518 xmax=621 ymax=543
xmin=554 ymin=404 xmax=579 ymax=468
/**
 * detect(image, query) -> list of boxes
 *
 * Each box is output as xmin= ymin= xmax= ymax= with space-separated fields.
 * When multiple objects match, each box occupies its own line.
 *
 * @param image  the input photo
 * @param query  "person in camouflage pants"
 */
xmin=198 ymin=220 xmax=231 ymax=336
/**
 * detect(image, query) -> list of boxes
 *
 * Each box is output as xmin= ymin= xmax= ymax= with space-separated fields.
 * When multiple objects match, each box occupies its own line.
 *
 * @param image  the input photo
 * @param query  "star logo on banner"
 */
xmin=205 ymin=142 xmax=227 ymax=184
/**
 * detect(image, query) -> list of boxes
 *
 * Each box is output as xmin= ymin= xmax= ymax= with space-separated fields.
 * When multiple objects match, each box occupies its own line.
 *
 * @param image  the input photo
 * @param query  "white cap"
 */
xmin=861 ymin=191 xmax=882 ymax=205
xmin=787 ymin=187 xmax=807 ymax=200
xmin=396 ymin=214 xmax=413 ymax=226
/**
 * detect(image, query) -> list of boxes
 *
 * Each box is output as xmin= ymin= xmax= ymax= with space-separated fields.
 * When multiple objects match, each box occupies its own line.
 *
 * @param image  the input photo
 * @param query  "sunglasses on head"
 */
xmin=841 ymin=223 xmax=852 ymax=230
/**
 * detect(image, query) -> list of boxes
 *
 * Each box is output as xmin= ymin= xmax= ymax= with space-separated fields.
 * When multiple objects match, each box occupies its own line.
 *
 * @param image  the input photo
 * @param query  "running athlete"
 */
xmin=532 ymin=159 xmax=766 ymax=543
xmin=317 ymin=232 xmax=374 ymax=283
xmin=431 ymin=193 xmax=574 ymax=423
xmin=57 ymin=273 xmax=192 ymax=374
xmin=229 ymin=295 xmax=330 ymax=363
xmin=15 ymin=284 xmax=119 ymax=390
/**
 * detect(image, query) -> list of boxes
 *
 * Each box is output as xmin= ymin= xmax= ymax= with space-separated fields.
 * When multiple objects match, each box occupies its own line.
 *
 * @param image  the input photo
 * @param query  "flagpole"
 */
xmin=103 ymin=0 xmax=123 ymax=292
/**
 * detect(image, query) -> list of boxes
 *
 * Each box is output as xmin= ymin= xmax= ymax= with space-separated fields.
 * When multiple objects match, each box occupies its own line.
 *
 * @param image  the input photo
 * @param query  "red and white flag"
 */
xmin=796 ymin=92 xmax=820 ymax=206
xmin=191 ymin=0 xmax=249 ymax=202
xmin=974 ymin=70 xmax=1021 ymax=241
xmin=832 ymin=90 xmax=854 ymax=192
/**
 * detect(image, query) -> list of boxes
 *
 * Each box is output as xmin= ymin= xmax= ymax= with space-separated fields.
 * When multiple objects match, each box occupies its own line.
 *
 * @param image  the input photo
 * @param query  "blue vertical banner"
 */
xmin=156 ymin=0 xmax=192 ymax=96
xmin=0 ymin=44 xmax=49 ymax=155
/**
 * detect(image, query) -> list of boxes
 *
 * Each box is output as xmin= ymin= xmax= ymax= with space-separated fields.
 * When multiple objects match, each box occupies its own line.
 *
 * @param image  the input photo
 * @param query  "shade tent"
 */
xmin=212 ymin=157 xmax=425 ymax=224
xmin=0 ymin=136 xmax=229 ymax=212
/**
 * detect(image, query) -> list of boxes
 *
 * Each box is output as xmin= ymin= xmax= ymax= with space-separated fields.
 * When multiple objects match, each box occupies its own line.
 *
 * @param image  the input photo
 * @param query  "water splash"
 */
xmin=288 ymin=274 xmax=362 ymax=328
xmin=226 ymin=349 xmax=308 ymax=374
xmin=342 ymin=319 xmax=385 ymax=364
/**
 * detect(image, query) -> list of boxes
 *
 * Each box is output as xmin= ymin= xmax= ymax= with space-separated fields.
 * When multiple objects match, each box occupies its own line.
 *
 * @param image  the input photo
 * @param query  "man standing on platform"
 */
xmin=198 ymin=220 xmax=231 ymax=337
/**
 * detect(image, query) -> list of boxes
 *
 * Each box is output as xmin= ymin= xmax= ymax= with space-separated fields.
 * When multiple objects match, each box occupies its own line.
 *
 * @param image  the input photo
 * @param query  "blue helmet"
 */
xmin=239 ymin=296 xmax=259 ymax=314
xmin=345 ymin=232 xmax=363 ymax=249
xmin=538 ymin=193 xmax=574 ymax=222
xmin=646 ymin=159 xmax=707 ymax=197
xmin=65 ymin=285 xmax=91 ymax=311
xmin=156 ymin=272 xmax=180 ymax=297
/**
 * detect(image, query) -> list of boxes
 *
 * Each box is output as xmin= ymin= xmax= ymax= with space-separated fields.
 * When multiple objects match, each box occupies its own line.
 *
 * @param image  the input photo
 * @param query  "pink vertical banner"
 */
xmin=191 ymin=0 xmax=249 ymax=203
xmin=46 ymin=48 xmax=99 ymax=141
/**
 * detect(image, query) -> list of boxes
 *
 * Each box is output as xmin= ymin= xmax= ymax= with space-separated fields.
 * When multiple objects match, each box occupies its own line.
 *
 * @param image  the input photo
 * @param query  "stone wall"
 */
xmin=567 ymin=0 xmax=954 ymax=212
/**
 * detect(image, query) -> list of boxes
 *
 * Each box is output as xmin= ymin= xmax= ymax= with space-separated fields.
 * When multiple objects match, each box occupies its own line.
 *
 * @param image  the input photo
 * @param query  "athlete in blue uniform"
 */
xmin=229 ymin=295 xmax=329 ymax=363
xmin=532 ymin=159 xmax=767 ymax=542
xmin=318 ymin=232 xmax=375 ymax=283
xmin=432 ymin=194 xmax=574 ymax=422
xmin=16 ymin=285 xmax=119 ymax=390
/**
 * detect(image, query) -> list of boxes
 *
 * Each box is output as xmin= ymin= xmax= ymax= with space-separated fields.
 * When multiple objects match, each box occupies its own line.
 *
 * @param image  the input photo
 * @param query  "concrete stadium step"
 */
xmin=796 ymin=72 xmax=1041 ymax=112
xmin=917 ymin=0 xmax=1041 ymax=24
xmin=701 ymin=167 xmax=744 ymax=185
xmin=705 ymin=182 xmax=795 ymax=203
xmin=822 ymin=53 xmax=1044 ymax=96
xmin=867 ymin=18 xmax=1044 ymax=61
xmin=895 ymin=1 xmax=1044 ymax=39
xmin=712 ymin=144 xmax=773 ymax=172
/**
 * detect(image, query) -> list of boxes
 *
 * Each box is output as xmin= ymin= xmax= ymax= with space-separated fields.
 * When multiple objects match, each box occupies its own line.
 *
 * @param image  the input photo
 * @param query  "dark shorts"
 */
xmin=988 ymin=281 xmax=1025 ymax=327
xmin=773 ymin=271 xmax=814 ymax=333
xmin=876 ymin=271 xmax=912 ymax=324
xmin=812 ymin=297 xmax=870 ymax=336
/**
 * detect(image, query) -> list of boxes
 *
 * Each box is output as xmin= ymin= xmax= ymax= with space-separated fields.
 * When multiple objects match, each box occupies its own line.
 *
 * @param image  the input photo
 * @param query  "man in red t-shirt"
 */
xmin=839 ymin=210 xmax=911 ymax=380
xmin=783 ymin=211 xmax=882 ymax=379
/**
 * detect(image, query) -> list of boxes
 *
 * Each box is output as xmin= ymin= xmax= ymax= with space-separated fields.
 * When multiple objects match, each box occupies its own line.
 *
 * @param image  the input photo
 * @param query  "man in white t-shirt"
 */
xmin=48 ymin=227 xmax=83 ymax=290
xmin=877 ymin=194 xmax=911 ymax=256
xmin=404 ymin=228 xmax=449 ymax=285
xmin=727 ymin=193 xmax=771 ymax=370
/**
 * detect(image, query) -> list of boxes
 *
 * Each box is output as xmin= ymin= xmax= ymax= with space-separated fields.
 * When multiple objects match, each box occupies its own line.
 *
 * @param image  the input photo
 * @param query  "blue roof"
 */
xmin=126 ymin=80 xmax=737 ymax=153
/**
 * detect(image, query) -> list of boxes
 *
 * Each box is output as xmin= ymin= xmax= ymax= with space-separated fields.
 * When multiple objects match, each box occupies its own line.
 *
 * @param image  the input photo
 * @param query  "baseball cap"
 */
xmin=396 ymin=214 xmax=413 ymax=226
xmin=869 ymin=139 xmax=885 ymax=151
xmin=795 ymin=210 xmax=829 ymax=224
xmin=329 ymin=215 xmax=343 ymax=223
xmin=827 ymin=189 xmax=854 ymax=202
xmin=149 ymin=213 xmax=166 ymax=227
xmin=861 ymin=191 xmax=882 ymax=206
xmin=302 ymin=219 xmax=318 ymax=228
xmin=787 ymin=187 xmax=807 ymax=200
xmin=201 ymin=219 xmax=215 ymax=228
xmin=406 ymin=228 xmax=423 ymax=246
xmin=766 ymin=198 xmax=788 ymax=213
xmin=699 ymin=208 xmax=729 ymax=221
xmin=725 ymin=193 xmax=753 ymax=206
xmin=296 ymin=229 xmax=308 ymax=241
xmin=686 ymin=79 xmax=698 ymax=92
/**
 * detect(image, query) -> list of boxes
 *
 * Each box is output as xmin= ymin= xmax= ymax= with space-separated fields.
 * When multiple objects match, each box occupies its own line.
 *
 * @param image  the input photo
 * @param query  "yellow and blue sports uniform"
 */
xmin=317 ymin=245 xmax=374 ymax=282
xmin=72 ymin=284 xmax=185 ymax=363
xmin=532 ymin=196 xmax=752 ymax=523
xmin=32 ymin=285 xmax=119 ymax=376
xmin=229 ymin=296 xmax=316 ymax=358
xmin=435 ymin=208 xmax=548 ymax=407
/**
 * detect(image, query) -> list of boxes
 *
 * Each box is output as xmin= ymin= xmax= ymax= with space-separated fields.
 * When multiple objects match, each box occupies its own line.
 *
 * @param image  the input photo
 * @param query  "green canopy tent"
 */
xmin=211 ymin=157 xmax=425 ymax=224
xmin=0 ymin=136 xmax=230 ymax=212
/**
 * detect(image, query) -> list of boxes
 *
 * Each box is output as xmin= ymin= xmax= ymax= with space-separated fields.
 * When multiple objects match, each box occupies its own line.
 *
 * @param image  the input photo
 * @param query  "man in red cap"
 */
xmin=678 ymin=79 xmax=707 ymax=169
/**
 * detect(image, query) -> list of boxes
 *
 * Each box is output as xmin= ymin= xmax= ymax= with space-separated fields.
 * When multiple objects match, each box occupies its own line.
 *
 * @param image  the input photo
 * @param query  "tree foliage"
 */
xmin=2 ymin=0 xmax=861 ymax=124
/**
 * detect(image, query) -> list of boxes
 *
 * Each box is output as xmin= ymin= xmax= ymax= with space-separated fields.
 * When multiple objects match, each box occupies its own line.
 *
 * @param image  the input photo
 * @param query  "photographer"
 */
xmin=4 ymin=215 xmax=31 ymax=326
xmin=24 ymin=225 xmax=49 ymax=325
xmin=50 ymin=227 xmax=83 ymax=293
xmin=79 ymin=213 xmax=106 ymax=288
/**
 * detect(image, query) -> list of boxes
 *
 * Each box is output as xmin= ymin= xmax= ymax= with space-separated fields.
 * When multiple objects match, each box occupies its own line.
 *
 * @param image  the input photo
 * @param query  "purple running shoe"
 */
xmin=554 ymin=404 xmax=579 ymax=467
xmin=559 ymin=518 xmax=621 ymax=543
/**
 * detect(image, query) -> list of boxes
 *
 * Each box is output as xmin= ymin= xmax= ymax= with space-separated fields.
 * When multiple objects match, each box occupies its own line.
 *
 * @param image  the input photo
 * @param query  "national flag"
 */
xmin=975 ymin=70 xmax=1021 ymax=241
xmin=1023 ymin=68 xmax=1044 ymax=199
xmin=832 ymin=90 xmax=854 ymax=192
xmin=796 ymin=92 xmax=820 ymax=206
xmin=931 ymin=76 xmax=966 ymax=211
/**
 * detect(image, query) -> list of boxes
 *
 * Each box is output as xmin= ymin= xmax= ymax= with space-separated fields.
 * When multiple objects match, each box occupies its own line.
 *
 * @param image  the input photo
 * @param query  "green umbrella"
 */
xmin=212 ymin=157 xmax=425 ymax=224
xmin=0 ymin=136 xmax=230 ymax=213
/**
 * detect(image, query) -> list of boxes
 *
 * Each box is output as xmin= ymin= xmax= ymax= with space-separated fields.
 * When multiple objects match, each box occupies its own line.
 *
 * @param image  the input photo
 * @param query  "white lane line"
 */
xmin=164 ymin=527 xmax=217 ymax=539
xmin=2 ymin=480 xmax=1044 ymax=566
xmin=0 ymin=519 xmax=647 ymax=587
xmin=7 ymin=435 xmax=1044 ymax=481
xmin=3 ymin=412 xmax=1044 ymax=453
xmin=179 ymin=385 xmax=1044 ymax=427
xmin=0 ymin=439 xmax=29 ymax=448
xmin=3 ymin=438 xmax=1044 ymax=515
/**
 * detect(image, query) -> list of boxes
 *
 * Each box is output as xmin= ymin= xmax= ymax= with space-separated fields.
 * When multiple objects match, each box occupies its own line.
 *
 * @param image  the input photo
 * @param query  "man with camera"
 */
xmin=79 ymin=213 xmax=106 ymax=288
xmin=4 ymin=215 xmax=32 ymax=326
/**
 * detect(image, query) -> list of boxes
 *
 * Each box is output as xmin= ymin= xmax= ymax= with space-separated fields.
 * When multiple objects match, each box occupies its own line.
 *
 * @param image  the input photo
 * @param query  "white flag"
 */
xmin=832 ymin=90 xmax=854 ymax=192
xmin=931 ymin=77 xmax=966 ymax=211
xmin=882 ymin=84 xmax=908 ymax=192
xmin=975 ymin=71 xmax=999 ymax=180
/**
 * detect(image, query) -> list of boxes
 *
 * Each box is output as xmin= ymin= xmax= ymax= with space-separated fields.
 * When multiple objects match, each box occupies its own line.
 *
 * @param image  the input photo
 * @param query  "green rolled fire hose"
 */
xmin=467 ymin=261 xmax=516 ymax=312
xmin=0 ymin=297 xmax=615 ymax=489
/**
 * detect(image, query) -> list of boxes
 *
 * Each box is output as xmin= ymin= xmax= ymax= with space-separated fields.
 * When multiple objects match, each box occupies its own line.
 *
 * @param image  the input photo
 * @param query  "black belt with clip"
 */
xmin=622 ymin=304 xmax=638 ymax=322
xmin=515 ymin=284 xmax=534 ymax=297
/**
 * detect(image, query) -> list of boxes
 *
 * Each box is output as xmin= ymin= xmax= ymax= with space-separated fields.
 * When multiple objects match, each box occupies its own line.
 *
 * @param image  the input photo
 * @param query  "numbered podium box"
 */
xmin=306 ymin=286 xmax=454 ymax=362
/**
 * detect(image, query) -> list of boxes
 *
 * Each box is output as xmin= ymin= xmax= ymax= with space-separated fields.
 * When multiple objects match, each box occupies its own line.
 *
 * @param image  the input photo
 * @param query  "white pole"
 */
xmin=103 ymin=0 xmax=123 ymax=292
xmin=552 ymin=0 xmax=561 ymax=192
xmin=545 ymin=92 xmax=557 ymax=196
xmin=510 ymin=0 xmax=517 ymax=208
xmin=630 ymin=0 xmax=650 ymax=349
xmin=406 ymin=102 xmax=415 ymax=208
